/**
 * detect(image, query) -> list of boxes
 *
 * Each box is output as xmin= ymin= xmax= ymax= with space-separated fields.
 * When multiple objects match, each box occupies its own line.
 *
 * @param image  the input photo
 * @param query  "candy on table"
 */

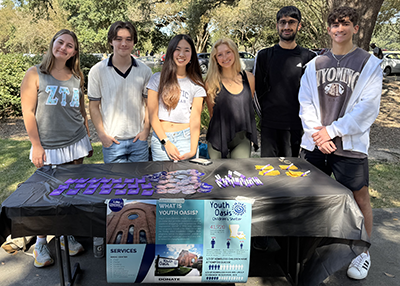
xmin=286 ymin=170 xmax=310 ymax=177
xmin=255 ymin=164 xmax=273 ymax=170
xmin=167 ymin=189 xmax=181 ymax=194
xmin=279 ymin=164 xmax=298 ymax=170
xmin=258 ymin=169 xmax=280 ymax=176
xmin=124 ymin=178 xmax=136 ymax=183
xmin=137 ymin=176 xmax=146 ymax=184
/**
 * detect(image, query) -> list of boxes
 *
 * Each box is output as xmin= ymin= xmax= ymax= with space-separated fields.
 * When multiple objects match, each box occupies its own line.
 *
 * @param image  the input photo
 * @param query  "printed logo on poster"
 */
xmin=108 ymin=198 xmax=124 ymax=212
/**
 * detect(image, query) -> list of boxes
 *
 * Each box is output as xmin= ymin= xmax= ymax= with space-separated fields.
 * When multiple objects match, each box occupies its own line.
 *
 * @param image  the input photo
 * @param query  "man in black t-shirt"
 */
xmin=254 ymin=6 xmax=315 ymax=157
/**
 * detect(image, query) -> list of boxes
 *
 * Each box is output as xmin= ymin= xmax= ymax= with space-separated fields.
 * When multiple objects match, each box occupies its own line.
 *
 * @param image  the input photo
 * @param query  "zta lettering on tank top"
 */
xmin=316 ymin=67 xmax=360 ymax=91
xmin=45 ymin=85 xmax=80 ymax=107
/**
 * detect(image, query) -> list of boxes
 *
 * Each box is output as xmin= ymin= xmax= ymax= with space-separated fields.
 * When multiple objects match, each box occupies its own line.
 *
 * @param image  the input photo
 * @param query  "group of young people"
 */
xmin=21 ymin=4 xmax=381 ymax=282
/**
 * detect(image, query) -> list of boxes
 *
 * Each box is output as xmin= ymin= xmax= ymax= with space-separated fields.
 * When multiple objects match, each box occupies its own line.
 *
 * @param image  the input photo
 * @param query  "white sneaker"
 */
xmin=60 ymin=235 xmax=84 ymax=256
xmin=347 ymin=252 xmax=371 ymax=279
xmin=33 ymin=243 xmax=54 ymax=268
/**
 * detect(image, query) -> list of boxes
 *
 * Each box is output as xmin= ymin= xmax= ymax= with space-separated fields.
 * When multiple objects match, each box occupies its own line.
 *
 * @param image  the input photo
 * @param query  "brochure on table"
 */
xmin=106 ymin=198 xmax=252 ymax=283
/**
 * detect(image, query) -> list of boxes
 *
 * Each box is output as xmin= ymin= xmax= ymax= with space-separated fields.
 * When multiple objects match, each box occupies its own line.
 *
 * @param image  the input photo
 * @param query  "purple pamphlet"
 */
xmin=87 ymin=178 xmax=101 ymax=184
xmin=115 ymin=189 xmax=127 ymax=195
xmin=99 ymin=188 xmax=112 ymax=195
xmin=75 ymin=183 xmax=87 ymax=189
xmin=141 ymin=189 xmax=154 ymax=196
xmin=66 ymin=189 xmax=80 ymax=195
xmin=111 ymin=178 xmax=122 ymax=184
xmin=83 ymin=183 xmax=100 ymax=195
xmin=49 ymin=188 xmax=65 ymax=196
xmin=127 ymin=188 xmax=140 ymax=195
xmin=113 ymin=184 xmax=126 ymax=189
xmin=76 ymin=178 xmax=89 ymax=184
xmin=141 ymin=183 xmax=152 ymax=189
xmin=99 ymin=178 xmax=111 ymax=183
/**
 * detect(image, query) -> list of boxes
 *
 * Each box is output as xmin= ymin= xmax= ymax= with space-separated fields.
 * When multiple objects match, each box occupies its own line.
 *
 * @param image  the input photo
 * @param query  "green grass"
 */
xmin=1 ymin=138 xmax=399 ymax=208
xmin=369 ymin=161 xmax=400 ymax=208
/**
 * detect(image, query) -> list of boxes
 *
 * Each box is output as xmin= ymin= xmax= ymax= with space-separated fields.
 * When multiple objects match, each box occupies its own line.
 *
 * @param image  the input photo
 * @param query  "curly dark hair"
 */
xmin=327 ymin=6 xmax=359 ymax=26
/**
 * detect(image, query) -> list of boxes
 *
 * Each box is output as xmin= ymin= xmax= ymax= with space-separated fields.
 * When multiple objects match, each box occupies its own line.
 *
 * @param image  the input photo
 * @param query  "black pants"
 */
xmin=261 ymin=127 xmax=303 ymax=157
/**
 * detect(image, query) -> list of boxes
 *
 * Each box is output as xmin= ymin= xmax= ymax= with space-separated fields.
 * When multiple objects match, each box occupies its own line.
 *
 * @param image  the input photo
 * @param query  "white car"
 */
xmin=381 ymin=52 xmax=400 ymax=76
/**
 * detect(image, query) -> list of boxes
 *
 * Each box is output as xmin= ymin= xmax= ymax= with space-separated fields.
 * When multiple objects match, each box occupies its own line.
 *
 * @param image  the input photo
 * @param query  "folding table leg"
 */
xmin=62 ymin=235 xmax=81 ymax=286
xmin=55 ymin=236 xmax=65 ymax=286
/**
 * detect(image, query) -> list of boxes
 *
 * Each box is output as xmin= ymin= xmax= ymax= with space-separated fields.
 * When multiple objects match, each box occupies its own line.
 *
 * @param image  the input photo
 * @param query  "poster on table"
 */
xmin=106 ymin=198 xmax=252 ymax=283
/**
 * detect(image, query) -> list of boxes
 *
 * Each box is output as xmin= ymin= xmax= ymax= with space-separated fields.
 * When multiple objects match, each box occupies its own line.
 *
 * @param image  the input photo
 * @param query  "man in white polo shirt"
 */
xmin=89 ymin=21 xmax=152 ymax=163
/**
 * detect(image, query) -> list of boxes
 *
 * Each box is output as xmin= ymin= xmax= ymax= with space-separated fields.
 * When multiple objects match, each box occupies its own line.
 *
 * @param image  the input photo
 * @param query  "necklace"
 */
xmin=330 ymin=45 xmax=356 ymax=67
xmin=222 ymin=74 xmax=239 ymax=86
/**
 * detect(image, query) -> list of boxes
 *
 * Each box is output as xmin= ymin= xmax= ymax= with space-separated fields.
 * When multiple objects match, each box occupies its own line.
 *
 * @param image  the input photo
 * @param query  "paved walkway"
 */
xmin=0 ymin=208 xmax=399 ymax=286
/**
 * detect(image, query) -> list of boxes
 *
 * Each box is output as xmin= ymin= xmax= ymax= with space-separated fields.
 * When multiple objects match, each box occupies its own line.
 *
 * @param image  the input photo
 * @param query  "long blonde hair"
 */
xmin=205 ymin=38 xmax=242 ymax=105
xmin=39 ymin=29 xmax=84 ymax=91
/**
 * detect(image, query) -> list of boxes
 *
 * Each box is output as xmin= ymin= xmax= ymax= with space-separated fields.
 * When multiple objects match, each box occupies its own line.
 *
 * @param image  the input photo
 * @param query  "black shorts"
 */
xmin=300 ymin=148 xmax=369 ymax=191
xmin=261 ymin=127 xmax=303 ymax=157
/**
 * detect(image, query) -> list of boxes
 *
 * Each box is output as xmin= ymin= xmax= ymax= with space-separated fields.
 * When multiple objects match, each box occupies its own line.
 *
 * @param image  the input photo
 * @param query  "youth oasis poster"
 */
xmin=106 ymin=199 xmax=252 ymax=283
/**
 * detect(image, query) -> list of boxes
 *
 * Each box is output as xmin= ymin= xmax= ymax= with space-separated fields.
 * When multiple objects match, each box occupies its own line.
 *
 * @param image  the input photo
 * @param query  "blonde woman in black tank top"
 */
xmin=205 ymin=39 xmax=258 ymax=159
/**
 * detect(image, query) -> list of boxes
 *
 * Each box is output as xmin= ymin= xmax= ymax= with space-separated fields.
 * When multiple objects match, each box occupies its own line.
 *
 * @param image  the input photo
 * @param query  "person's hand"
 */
xmin=31 ymin=145 xmax=46 ymax=168
xmin=87 ymin=144 xmax=94 ymax=158
xmin=312 ymin=126 xmax=331 ymax=146
xmin=132 ymin=129 xmax=149 ymax=143
xmin=180 ymin=151 xmax=197 ymax=161
xmin=164 ymin=141 xmax=182 ymax=161
xmin=99 ymin=133 xmax=120 ymax=148
xmin=318 ymin=141 xmax=337 ymax=154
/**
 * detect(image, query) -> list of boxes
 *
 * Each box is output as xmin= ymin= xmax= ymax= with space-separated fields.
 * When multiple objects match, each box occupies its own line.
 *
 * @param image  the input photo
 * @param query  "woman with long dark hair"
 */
xmin=147 ymin=34 xmax=206 ymax=161
xmin=21 ymin=29 xmax=91 ymax=267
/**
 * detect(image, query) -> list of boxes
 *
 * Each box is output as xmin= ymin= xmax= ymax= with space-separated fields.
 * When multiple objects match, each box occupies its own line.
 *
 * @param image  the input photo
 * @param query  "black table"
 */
xmin=0 ymin=158 xmax=370 ymax=285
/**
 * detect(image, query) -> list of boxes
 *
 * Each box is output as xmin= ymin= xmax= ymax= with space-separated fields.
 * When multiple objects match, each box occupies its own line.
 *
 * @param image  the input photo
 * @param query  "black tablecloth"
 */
xmin=0 ymin=158 xmax=370 ymax=285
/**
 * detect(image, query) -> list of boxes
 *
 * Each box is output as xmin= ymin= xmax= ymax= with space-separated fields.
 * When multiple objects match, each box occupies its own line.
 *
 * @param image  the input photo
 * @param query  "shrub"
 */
xmin=0 ymin=53 xmax=101 ymax=119
xmin=0 ymin=54 xmax=41 ymax=119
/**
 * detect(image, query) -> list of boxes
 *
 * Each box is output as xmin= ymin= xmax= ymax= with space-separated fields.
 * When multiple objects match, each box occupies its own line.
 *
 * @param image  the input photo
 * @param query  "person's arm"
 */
xmin=89 ymin=100 xmax=119 ymax=147
xmin=298 ymin=60 xmax=323 ymax=151
xmin=180 ymin=96 xmax=204 ymax=160
xmin=246 ymin=71 xmax=255 ymax=98
xmin=205 ymin=82 xmax=214 ymax=119
xmin=79 ymin=93 xmax=93 ymax=157
xmin=133 ymin=69 xmax=153 ymax=143
xmin=133 ymin=98 xmax=150 ymax=142
xmin=20 ymin=66 xmax=45 ymax=168
xmin=147 ymin=89 xmax=181 ymax=160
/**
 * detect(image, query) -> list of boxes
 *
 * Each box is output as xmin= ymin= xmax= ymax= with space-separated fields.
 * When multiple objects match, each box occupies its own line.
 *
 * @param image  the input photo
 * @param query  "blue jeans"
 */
xmin=103 ymin=139 xmax=148 ymax=163
xmin=151 ymin=128 xmax=191 ymax=161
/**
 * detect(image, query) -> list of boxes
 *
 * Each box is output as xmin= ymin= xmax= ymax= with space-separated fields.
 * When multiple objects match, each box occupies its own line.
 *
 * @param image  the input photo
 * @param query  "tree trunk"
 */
xmin=326 ymin=0 xmax=385 ymax=50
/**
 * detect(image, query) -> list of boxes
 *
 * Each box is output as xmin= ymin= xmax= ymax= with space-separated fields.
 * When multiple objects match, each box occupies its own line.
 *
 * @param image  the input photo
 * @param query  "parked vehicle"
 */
xmin=239 ymin=52 xmax=255 ymax=72
xmin=381 ymin=52 xmax=400 ymax=76
xmin=136 ymin=56 xmax=162 ymax=68
xmin=197 ymin=53 xmax=210 ymax=74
